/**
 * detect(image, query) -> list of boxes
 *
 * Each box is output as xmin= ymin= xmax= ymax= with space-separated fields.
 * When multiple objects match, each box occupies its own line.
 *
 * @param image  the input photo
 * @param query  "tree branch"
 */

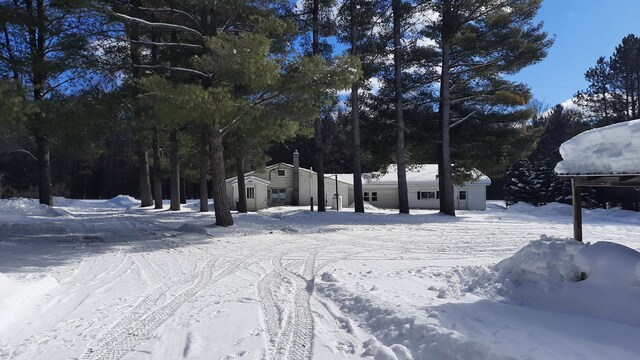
xmin=450 ymin=109 xmax=479 ymax=128
xmin=122 ymin=38 xmax=203 ymax=50
xmin=133 ymin=64 xmax=211 ymax=79
xmin=138 ymin=6 xmax=199 ymax=27
xmin=107 ymin=10 xmax=204 ymax=39
xmin=219 ymin=93 xmax=284 ymax=134
xmin=6 ymin=148 xmax=37 ymax=161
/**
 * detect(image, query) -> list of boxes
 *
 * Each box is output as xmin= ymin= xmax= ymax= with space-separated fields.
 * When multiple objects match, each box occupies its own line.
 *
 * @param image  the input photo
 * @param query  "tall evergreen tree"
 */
xmin=610 ymin=34 xmax=640 ymax=120
xmin=116 ymin=0 xmax=357 ymax=225
xmin=575 ymin=57 xmax=618 ymax=126
xmin=297 ymin=0 xmax=339 ymax=211
xmin=392 ymin=0 xmax=410 ymax=214
xmin=336 ymin=0 xmax=385 ymax=212
xmin=0 ymin=0 xmax=98 ymax=205
xmin=426 ymin=0 xmax=552 ymax=216
xmin=576 ymin=35 xmax=640 ymax=125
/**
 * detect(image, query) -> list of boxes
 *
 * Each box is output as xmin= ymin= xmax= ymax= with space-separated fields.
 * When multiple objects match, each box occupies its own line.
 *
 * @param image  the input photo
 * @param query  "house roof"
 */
xmin=227 ymin=175 xmax=271 ymax=185
xmin=330 ymin=164 xmax=491 ymax=186
xmin=226 ymin=163 xmax=353 ymax=186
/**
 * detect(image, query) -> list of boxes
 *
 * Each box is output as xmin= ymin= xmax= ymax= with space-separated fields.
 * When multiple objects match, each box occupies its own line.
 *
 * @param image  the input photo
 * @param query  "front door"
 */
xmin=246 ymin=186 xmax=257 ymax=211
xmin=457 ymin=190 xmax=468 ymax=210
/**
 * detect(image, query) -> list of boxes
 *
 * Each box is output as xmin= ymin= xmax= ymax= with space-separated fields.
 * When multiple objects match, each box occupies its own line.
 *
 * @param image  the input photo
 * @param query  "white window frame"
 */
xmin=246 ymin=186 xmax=256 ymax=199
xmin=363 ymin=192 xmax=370 ymax=201
xmin=420 ymin=191 xmax=436 ymax=199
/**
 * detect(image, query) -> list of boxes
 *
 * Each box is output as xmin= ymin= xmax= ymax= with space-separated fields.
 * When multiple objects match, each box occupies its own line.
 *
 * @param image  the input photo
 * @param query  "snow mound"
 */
xmin=506 ymin=202 xmax=573 ymax=217
xmin=453 ymin=236 xmax=640 ymax=326
xmin=176 ymin=223 xmax=209 ymax=235
xmin=0 ymin=198 xmax=68 ymax=217
xmin=555 ymin=119 xmax=640 ymax=174
xmin=184 ymin=201 xmax=214 ymax=210
xmin=104 ymin=195 xmax=138 ymax=207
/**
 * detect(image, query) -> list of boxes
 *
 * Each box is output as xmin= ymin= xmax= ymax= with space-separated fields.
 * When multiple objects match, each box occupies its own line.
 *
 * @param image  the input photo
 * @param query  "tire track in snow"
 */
xmin=80 ymin=252 xmax=252 ymax=360
xmin=258 ymin=248 xmax=319 ymax=360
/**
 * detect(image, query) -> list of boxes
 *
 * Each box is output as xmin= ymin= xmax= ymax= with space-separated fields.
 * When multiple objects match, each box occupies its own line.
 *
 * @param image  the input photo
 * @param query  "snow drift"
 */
xmin=0 ymin=198 xmax=68 ymax=217
xmin=450 ymin=237 xmax=640 ymax=326
xmin=555 ymin=119 xmax=640 ymax=174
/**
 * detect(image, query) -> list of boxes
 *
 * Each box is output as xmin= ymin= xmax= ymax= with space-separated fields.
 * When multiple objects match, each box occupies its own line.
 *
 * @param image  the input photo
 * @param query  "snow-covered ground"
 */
xmin=0 ymin=197 xmax=638 ymax=360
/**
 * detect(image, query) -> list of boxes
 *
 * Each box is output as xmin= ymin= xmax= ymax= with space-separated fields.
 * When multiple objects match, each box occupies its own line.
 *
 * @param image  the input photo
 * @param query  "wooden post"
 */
xmin=310 ymin=196 xmax=314 ymax=211
xmin=571 ymin=178 xmax=583 ymax=242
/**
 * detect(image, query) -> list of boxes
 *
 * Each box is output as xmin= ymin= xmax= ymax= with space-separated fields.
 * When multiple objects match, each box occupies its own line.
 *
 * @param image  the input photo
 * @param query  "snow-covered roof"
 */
xmin=555 ymin=119 xmax=640 ymax=175
xmin=331 ymin=164 xmax=491 ymax=186
xmin=227 ymin=175 xmax=270 ymax=185
xmin=227 ymin=163 xmax=352 ymax=186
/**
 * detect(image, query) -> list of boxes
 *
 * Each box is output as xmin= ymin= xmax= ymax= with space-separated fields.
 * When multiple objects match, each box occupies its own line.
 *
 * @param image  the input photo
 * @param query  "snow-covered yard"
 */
xmin=0 ymin=197 xmax=638 ymax=360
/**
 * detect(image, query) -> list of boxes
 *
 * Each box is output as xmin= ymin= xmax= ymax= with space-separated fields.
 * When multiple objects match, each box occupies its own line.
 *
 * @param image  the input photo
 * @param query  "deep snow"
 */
xmin=555 ymin=118 xmax=640 ymax=174
xmin=0 ymin=198 xmax=638 ymax=360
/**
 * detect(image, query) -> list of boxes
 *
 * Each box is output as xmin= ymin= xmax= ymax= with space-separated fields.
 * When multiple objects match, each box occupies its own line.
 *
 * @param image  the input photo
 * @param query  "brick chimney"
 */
xmin=293 ymin=150 xmax=299 ymax=206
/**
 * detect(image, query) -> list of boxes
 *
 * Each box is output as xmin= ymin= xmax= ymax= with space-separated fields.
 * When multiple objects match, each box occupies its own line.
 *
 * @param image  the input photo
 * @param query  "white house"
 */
xmin=225 ymin=151 xmax=351 ymax=211
xmin=226 ymin=152 xmax=491 ymax=211
xmin=338 ymin=164 xmax=491 ymax=210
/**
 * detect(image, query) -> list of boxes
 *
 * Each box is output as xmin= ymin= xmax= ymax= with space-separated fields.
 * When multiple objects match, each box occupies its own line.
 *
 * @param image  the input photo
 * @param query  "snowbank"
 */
xmin=555 ymin=119 xmax=640 ymax=174
xmin=104 ymin=195 xmax=138 ymax=207
xmin=452 ymin=237 xmax=640 ymax=326
xmin=318 ymin=237 xmax=640 ymax=359
xmin=0 ymin=198 xmax=68 ymax=217
xmin=506 ymin=202 xmax=573 ymax=217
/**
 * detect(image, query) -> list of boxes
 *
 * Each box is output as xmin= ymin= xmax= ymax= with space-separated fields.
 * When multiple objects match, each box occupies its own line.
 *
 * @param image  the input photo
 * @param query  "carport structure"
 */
xmin=558 ymin=173 xmax=640 ymax=242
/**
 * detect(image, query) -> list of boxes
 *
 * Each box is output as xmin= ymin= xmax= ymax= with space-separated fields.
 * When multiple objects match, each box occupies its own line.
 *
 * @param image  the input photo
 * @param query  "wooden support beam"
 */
xmin=571 ymin=178 xmax=583 ymax=242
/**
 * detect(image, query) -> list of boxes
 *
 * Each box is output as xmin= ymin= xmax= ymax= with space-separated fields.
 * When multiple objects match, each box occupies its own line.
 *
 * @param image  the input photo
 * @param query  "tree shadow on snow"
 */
xmin=0 ymin=211 xmax=214 ymax=273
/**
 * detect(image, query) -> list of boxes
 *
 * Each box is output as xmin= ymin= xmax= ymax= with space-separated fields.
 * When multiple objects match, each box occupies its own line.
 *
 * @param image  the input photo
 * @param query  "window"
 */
xmin=420 ymin=191 xmax=436 ymax=199
xmin=246 ymin=187 xmax=255 ymax=199
xmin=363 ymin=192 xmax=370 ymax=201
xmin=459 ymin=191 xmax=467 ymax=200
xmin=270 ymin=188 xmax=287 ymax=205
xmin=277 ymin=169 xmax=286 ymax=176
xmin=418 ymin=191 xmax=440 ymax=200
xmin=371 ymin=192 xmax=378 ymax=201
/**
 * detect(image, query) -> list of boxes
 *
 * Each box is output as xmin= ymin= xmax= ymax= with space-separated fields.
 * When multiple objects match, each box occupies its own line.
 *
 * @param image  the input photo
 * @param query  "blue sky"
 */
xmin=510 ymin=0 xmax=640 ymax=109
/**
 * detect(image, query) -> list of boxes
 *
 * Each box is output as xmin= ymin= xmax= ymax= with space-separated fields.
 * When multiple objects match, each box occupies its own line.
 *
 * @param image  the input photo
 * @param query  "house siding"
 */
xmin=360 ymin=185 xmax=399 ymax=209
xmin=465 ymin=185 xmax=487 ymax=210
xmin=362 ymin=182 xmax=487 ymax=210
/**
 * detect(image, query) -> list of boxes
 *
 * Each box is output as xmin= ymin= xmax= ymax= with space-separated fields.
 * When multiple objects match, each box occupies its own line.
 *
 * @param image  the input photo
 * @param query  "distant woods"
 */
xmin=1 ymin=0 xmax=556 ymax=223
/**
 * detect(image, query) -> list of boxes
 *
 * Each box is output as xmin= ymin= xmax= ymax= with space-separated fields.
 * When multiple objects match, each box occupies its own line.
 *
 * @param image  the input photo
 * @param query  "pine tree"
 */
xmin=575 ymin=57 xmax=618 ymax=126
xmin=577 ymin=34 xmax=640 ymax=125
xmin=426 ymin=0 xmax=553 ymax=216
xmin=119 ymin=0 xmax=358 ymax=225
xmin=0 ymin=0 xmax=100 ymax=205
xmin=336 ymin=0 xmax=382 ymax=213
xmin=504 ymin=159 xmax=531 ymax=206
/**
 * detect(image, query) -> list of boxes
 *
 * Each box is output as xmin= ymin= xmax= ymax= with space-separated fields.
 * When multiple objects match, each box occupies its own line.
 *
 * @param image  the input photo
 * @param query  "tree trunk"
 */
xmin=137 ymin=145 xmax=153 ymax=207
xmin=438 ymin=9 xmax=456 ymax=216
xmin=236 ymin=156 xmax=247 ymax=213
xmin=210 ymin=127 xmax=234 ymax=226
xmin=393 ymin=0 xmax=409 ymax=214
xmin=312 ymin=0 xmax=326 ymax=212
xmin=199 ymin=132 xmax=209 ymax=212
xmin=152 ymin=127 xmax=163 ymax=209
xmin=169 ymin=129 xmax=180 ymax=211
xmin=350 ymin=0 xmax=364 ymax=213
xmin=35 ymin=134 xmax=53 ymax=206
xmin=180 ymin=177 xmax=187 ymax=204
xmin=27 ymin=0 xmax=52 ymax=206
